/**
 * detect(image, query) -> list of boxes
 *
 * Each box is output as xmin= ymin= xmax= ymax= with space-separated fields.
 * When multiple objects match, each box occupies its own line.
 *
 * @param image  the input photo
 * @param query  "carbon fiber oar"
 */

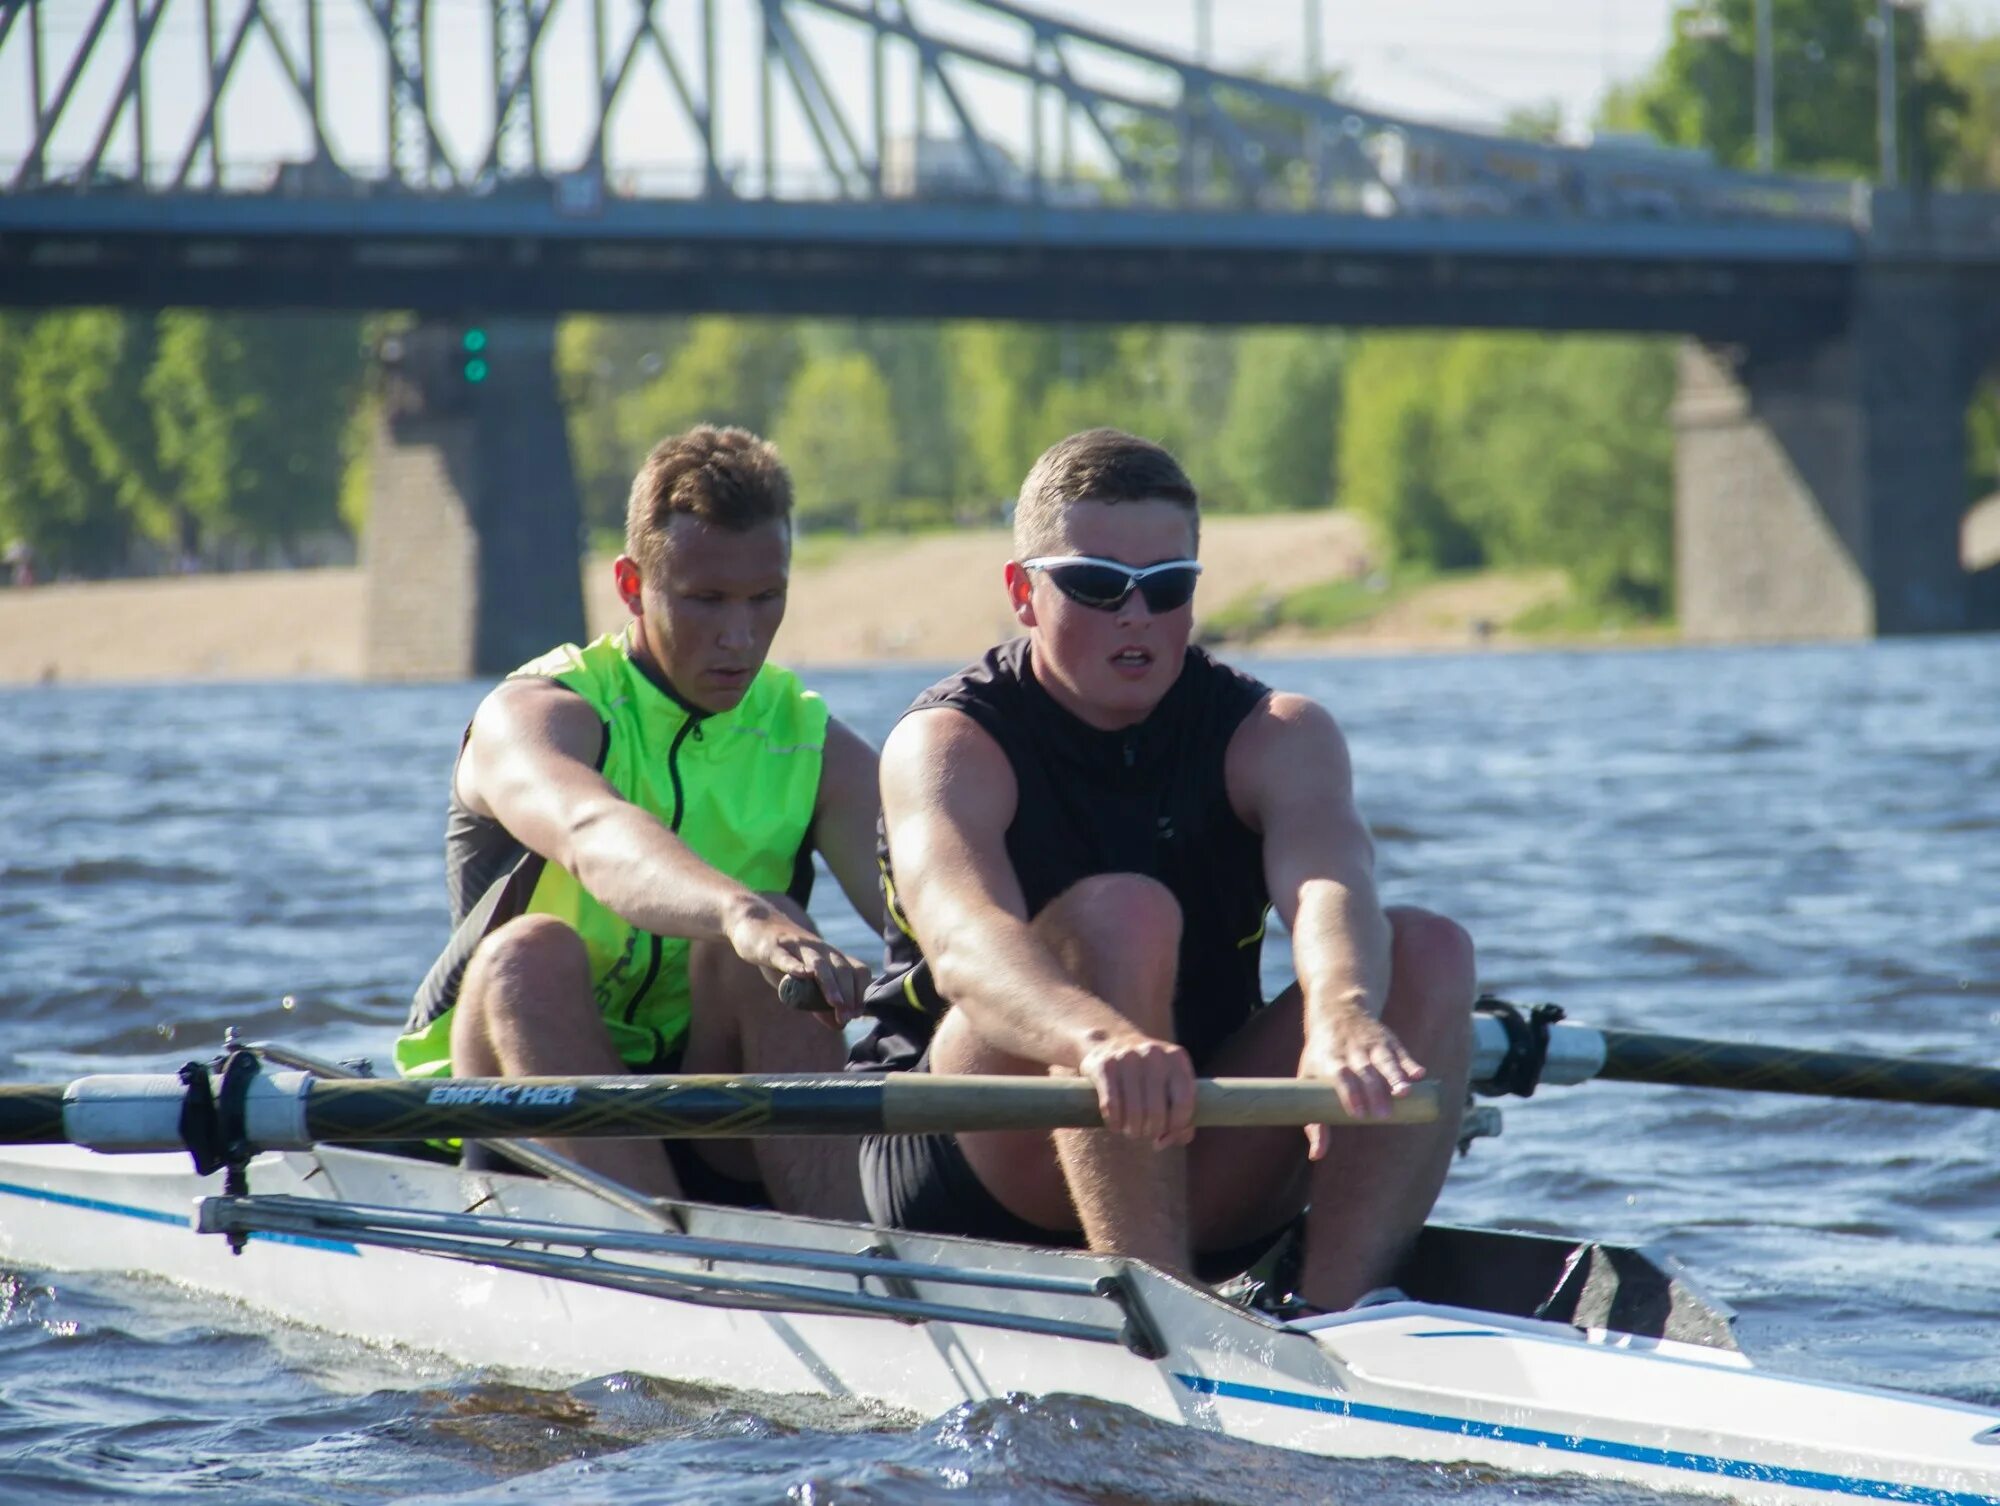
xmin=1592 ymin=1029 xmax=2000 ymax=1109
xmin=1470 ymin=1008 xmax=2000 ymax=1110
xmin=0 ymin=1071 xmax=1440 ymax=1154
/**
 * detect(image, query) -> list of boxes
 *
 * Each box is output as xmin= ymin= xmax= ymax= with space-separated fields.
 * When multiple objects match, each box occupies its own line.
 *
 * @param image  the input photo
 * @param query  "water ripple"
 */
xmin=0 ymin=859 xmax=227 ymax=888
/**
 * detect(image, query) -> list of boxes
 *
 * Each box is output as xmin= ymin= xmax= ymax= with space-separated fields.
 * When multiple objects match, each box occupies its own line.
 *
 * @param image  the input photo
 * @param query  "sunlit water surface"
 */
xmin=0 ymin=639 xmax=1995 ymax=1503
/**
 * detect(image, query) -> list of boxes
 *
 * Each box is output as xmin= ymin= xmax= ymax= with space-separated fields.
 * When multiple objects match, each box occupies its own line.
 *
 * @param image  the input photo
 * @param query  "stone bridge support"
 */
xmin=1675 ymin=264 xmax=2000 ymax=641
xmin=362 ymin=320 xmax=584 ymax=680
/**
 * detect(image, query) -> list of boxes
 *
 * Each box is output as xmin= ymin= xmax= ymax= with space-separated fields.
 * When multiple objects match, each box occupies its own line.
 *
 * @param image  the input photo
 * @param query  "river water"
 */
xmin=0 ymin=639 xmax=1995 ymax=1503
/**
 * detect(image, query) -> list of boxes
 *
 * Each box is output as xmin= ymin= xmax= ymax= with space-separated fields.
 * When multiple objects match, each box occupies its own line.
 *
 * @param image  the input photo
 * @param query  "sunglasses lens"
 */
xmin=1137 ymin=568 xmax=1200 ymax=613
xmin=1044 ymin=563 xmax=1135 ymax=609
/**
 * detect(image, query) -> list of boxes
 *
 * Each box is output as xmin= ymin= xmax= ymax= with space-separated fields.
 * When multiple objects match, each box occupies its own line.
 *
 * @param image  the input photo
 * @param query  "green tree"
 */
xmin=946 ymin=323 xmax=1067 ymax=502
xmin=1216 ymin=330 xmax=1343 ymax=512
xmin=1933 ymin=28 xmax=2000 ymax=186
xmin=1931 ymin=24 xmax=2000 ymax=499
xmin=1142 ymin=327 xmax=1238 ymax=495
xmin=1335 ymin=335 xmax=1483 ymax=570
xmin=337 ymin=391 xmax=375 ymax=539
xmin=557 ymin=315 xmax=694 ymax=534
xmin=1636 ymin=0 xmax=1965 ymax=181
xmin=146 ymin=312 xmax=364 ymax=554
xmin=0 ymin=310 xmax=166 ymax=575
xmin=1334 ymin=331 xmax=1676 ymax=609
xmin=616 ymin=317 xmax=798 ymax=446
xmin=792 ymin=320 xmax=966 ymax=506
xmin=862 ymin=323 xmax=964 ymax=506
xmin=1441 ymin=336 xmax=1677 ymax=612
xmin=775 ymin=351 xmax=898 ymax=528
xmin=1969 ymin=376 xmax=2000 ymax=503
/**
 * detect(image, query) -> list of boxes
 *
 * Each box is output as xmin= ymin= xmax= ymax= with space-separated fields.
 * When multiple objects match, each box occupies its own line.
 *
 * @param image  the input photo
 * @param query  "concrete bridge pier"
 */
xmin=1675 ymin=269 xmax=2000 ymax=641
xmin=362 ymin=319 xmax=585 ymax=681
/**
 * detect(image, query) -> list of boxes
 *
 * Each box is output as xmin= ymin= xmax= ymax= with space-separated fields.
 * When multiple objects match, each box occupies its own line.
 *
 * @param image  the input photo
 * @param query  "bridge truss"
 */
xmin=1 ymin=0 xmax=1855 ymax=223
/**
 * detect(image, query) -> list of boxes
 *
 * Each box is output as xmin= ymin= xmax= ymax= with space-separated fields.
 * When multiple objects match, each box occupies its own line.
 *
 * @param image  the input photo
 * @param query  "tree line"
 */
xmin=0 ymin=310 xmax=368 ymax=578
xmin=2 ymin=1 xmax=1995 ymax=621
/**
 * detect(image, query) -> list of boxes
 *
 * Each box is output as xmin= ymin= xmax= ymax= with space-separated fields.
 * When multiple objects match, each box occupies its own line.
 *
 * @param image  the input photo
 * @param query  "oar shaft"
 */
xmin=39 ymin=1071 xmax=1440 ymax=1154
xmin=1594 ymin=1029 xmax=2000 ymax=1110
xmin=1471 ymin=1006 xmax=2000 ymax=1110
xmin=305 ymin=1074 xmax=1440 ymax=1142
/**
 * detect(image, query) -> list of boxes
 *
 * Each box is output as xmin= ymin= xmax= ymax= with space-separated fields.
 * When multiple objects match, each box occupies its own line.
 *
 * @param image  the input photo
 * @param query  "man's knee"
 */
xmin=1026 ymin=874 xmax=1181 ymax=1031
xmin=464 ymin=914 xmax=590 ymax=999
xmin=1386 ymin=906 xmax=1477 ymax=1026
xmin=1037 ymin=873 xmax=1182 ymax=955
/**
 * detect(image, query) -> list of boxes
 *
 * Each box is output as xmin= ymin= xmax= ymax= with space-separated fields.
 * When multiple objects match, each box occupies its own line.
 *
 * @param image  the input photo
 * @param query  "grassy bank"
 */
xmin=1201 ymin=564 xmax=1673 ymax=651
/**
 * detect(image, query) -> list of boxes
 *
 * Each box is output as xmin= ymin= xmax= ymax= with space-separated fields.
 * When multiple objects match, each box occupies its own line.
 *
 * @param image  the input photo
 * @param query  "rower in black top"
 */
xmin=852 ymin=427 xmax=1479 ymax=1309
xmin=855 ymin=635 xmax=1272 ymax=1076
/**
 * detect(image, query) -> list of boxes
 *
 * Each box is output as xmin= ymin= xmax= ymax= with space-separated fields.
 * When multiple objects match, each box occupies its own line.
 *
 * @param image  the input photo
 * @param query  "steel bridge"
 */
xmin=6 ymin=0 xmax=1983 ymax=337
xmin=3 ymin=0 xmax=1997 ymax=656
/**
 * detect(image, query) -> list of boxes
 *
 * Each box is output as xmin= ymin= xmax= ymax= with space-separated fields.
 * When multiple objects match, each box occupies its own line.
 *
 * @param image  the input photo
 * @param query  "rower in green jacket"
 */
xmin=395 ymin=425 xmax=883 ymax=1218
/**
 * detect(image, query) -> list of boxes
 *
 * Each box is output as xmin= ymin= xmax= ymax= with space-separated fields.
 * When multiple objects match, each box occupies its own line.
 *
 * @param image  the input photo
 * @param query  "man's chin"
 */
xmin=1085 ymin=670 xmax=1170 ymax=718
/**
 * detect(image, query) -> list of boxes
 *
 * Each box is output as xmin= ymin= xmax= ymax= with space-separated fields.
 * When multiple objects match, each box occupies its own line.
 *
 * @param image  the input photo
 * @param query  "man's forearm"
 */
xmin=930 ymin=919 xmax=1134 ymax=1067
xmin=564 ymin=801 xmax=761 ymax=942
xmin=1292 ymin=881 xmax=1394 ymax=1038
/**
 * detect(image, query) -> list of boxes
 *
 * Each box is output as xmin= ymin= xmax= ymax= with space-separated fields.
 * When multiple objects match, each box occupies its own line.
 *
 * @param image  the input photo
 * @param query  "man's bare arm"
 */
xmin=811 ymin=717 xmax=887 ymax=936
xmin=882 ymin=710 xmax=1171 ymax=1078
xmin=1228 ymin=693 xmax=1413 ymax=1140
xmin=457 ymin=677 xmax=865 ymax=1006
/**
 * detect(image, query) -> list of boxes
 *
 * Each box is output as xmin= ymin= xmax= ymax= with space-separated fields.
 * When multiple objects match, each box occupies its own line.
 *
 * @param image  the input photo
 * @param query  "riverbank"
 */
xmin=3 ymin=513 xmax=1593 ymax=686
xmin=0 ymin=568 xmax=367 ymax=685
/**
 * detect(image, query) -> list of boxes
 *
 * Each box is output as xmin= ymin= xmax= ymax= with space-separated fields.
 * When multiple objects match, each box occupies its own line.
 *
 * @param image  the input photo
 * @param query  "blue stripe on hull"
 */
xmin=1173 ymin=1374 xmax=2000 ymax=1506
xmin=0 ymin=1178 xmax=359 ymax=1255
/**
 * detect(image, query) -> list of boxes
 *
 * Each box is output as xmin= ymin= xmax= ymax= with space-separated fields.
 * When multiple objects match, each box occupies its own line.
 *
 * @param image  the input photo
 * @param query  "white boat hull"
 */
xmin=1 ymin=1142 xmax=1994 ymax=1505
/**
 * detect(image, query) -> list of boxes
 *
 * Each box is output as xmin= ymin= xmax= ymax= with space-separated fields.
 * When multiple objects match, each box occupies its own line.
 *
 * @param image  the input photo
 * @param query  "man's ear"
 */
xmin=612 ymin=555 xmax=645 ymax=618
xmin=1003 ymin=560 xmax=1037 ymax=629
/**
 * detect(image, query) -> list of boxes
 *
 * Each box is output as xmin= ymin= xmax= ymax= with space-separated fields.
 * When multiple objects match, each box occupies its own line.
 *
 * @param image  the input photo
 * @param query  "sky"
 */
xmin=1054 ymin=0 xmax=2000 ymax=132
xmin=5 ymin=0 xmax=2000 ymax=185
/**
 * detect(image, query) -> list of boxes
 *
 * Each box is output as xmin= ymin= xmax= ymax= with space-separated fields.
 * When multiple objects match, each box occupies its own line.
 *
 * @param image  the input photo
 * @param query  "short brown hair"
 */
xmin=625 ymin=425 xmax=792 ymax=579
xmin=1013 ymin=428 xmax=1199 ymax=559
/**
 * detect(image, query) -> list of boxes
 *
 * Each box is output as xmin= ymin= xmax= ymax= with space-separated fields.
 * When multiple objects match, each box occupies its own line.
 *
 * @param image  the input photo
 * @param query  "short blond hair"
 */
xmin=1013 ymin=428 xmax=1199 ymax=559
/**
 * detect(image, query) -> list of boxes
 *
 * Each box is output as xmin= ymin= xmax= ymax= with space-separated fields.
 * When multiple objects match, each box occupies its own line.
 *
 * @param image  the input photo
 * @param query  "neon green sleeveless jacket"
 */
xmin=394 ymin=630 xmax=827 ymax=1076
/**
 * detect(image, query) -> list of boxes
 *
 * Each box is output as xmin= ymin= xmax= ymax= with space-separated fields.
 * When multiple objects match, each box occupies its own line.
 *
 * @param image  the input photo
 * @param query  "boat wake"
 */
xmin=406 ymin=1389 xmax=1694 ymax=1506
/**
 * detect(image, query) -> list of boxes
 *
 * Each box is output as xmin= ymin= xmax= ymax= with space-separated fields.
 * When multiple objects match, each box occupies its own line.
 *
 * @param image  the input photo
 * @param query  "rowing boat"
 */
xmin=0 ymin=1025 xmax=1995 ymax=1505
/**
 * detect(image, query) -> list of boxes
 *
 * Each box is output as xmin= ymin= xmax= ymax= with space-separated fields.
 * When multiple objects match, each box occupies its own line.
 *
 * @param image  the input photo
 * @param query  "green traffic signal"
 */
xmin=460 ymin=325 xmax=490 ymax=383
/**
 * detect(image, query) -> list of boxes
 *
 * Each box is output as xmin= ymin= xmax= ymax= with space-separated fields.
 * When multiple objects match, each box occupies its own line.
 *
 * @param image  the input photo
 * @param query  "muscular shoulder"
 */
xmin=880 ymin=706 xmax=1018 ymax=832
xmin=473 ymin=674 xmax=603 ymax=753
xmin=457 ymin=676 xmax=603 ymax=818
xmin=1224 ymin=691 xmax=1352 ymax=830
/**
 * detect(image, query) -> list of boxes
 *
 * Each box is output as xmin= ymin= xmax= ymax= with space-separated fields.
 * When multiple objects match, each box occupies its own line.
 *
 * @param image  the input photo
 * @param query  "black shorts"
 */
xmin=859 ymin=1050 xmax=1287 ymax=1282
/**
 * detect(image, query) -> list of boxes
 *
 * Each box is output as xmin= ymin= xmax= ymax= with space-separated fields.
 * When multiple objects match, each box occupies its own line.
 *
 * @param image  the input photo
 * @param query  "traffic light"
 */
xmin=461 ymin=325 xmax=489 ymax=384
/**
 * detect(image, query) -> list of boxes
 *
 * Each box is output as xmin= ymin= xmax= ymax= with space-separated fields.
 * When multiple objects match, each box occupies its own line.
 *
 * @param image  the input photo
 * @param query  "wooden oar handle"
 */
xmin=881 ymin=1076 xmax=1442 ymax=1134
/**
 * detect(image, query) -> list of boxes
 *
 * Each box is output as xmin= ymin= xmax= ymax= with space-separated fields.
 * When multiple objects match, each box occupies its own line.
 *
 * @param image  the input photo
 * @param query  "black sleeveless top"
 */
xmin=850 ymin=638 xmax=1273 ymax=1073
